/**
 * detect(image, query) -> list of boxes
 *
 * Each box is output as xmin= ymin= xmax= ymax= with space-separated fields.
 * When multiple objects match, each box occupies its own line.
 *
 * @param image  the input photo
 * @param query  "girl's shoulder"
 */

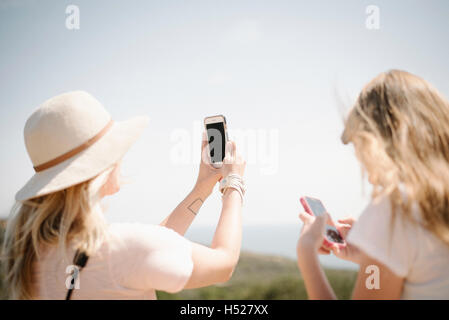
xmin=106 ymin=222 xmax=190 ymax=252
xmin=103 ymin=222 xmax=194 ymax=293
xmin=347 ymin=192 xmax=449 ymax=278
xmin=346 ymin=193 xmax=420 ymax=278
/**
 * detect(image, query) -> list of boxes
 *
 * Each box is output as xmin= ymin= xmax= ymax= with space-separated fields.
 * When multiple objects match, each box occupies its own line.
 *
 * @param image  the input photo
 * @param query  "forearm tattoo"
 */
xmin=187 ymin=198 xmax=204 ymax=215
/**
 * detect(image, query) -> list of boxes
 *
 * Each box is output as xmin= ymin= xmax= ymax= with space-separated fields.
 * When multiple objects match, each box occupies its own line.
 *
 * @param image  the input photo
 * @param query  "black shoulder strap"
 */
xmin=65 ymin=249 xmax=89 ymax=300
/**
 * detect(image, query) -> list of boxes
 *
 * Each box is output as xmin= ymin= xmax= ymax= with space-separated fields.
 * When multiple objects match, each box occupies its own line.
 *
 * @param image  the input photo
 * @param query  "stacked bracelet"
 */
xmin=219 ymin=174 xmax=246 ymax=202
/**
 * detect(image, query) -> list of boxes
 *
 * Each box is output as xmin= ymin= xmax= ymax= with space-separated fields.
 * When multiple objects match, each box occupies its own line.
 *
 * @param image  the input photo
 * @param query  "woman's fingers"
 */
xmin=337 ymin=216 xmax=356 ymax=225
xmin=220 ymin=140 xmax=246 ymax=177
xmin=336 ymin=216 xmax=355 ymax=238
xmin=201 ymin=131 xmax=208 ymax=149
xmin=299 ymin=212 xmax=327 ymax=233
xmin=200 ymin=132 xmax=213 ymax=165
xmin=236 ymin=154 xmax=245 ymax=165
xmin=299 ymin=213 xmax=330 ymax=253
xmin=225 ymin=141 xmax=236 ymax=162
xmin=224 ymin=141 xmax=233 ymax=163
xmin=322 ymin=240 xmax=334 ymax=250
xmin=201 ymin=144 xmax=212 ymax=165
xmin=311 ymin=214 xmax=327 ymax=232
xmin=298 ymin=212 xmax=314 ymax=224
xmin=336 ymin=223 xmax=352 ymax=239
xmin=332 ymin=245 xmax=341 ymax=256
xmin=326 ymin=212 xmax=336 ymax=227
xmin=318 ymin=247 xmax=331 ymax=255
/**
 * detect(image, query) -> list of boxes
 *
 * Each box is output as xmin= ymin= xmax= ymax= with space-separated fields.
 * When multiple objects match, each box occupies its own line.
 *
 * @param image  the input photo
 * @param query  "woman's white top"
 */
xmin=347 ymin=195 xmax=449 ymax=299
xmin=33 ymin=223 xmax=194 ymax=299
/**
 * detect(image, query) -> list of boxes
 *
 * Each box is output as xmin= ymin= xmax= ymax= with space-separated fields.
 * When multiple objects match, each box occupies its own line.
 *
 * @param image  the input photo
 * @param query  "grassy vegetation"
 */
xmin=0 ymin=221 xmax=357 ymax=300
xmin=157 ymin=251 xmax=357 ymax=300
xmin=0 ymin=219 xmax=6 ymax=299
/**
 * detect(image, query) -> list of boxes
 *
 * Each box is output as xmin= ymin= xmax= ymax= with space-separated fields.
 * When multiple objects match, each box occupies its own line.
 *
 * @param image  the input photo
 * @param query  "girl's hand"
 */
xmin=332 ymin=217 xmax=364 ymax=264
xmin=298 ymin=213 xmax=334 ymax=255
xmin=297 ymin=212 xmax=328 ymax=254
xmin=195 ymin=133 xmax=222 ymax=196
xmin=220 ymin=140 xmax=246 ymax=178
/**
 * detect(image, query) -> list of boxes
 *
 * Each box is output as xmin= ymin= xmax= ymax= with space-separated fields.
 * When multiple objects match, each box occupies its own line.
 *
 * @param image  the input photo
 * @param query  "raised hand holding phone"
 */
xmin=297 ymin=211 xmax=329 ymax=252
xmin=202 ymin=115 xmax=246 ymax=201
xmin=221 ymin=140 xmax=246 ymax=177
xmin=195 ymin=133 xmax=223 ymax=196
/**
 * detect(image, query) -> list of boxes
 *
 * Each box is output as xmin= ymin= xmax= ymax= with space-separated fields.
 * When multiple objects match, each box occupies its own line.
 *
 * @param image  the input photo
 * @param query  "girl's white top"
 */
xmin=347 ymin=195 xmax=449 ymax=299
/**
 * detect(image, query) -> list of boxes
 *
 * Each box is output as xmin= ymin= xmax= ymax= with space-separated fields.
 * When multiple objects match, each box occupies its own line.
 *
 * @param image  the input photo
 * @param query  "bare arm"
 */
xmin=160 ymin=136 xmax=221 ymax=235
xmin=297 ymin=246 xmax=336 ymax=299
xmin=160 ymin=186 xmax=210 ymax=236
xmin=184 ymin=189 xmax=242 ymax=288
xmin=352 ymin=255 xmax=404 ymax=299
xmin=184 ymin=140 xmax=246 ymax=289
xmin=297 ymin=213 xmax=404 ymax=300
xmin=298 ymin=247 xmax=404 ymax=300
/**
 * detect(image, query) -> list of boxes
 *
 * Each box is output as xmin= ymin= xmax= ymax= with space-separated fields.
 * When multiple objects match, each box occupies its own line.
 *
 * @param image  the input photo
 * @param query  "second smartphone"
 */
xmin=300 ymin=196 xmax=345 ymax=247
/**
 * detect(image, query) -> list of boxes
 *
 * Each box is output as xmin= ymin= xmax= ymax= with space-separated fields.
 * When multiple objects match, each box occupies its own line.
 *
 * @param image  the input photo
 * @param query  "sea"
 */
xmin=185 ymin=224 xmax=358 ymax=270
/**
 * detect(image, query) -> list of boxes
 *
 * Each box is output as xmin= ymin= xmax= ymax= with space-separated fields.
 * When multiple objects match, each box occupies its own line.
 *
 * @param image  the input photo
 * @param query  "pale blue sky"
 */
xmin=1 ymin=0 xmax=449 ymax=227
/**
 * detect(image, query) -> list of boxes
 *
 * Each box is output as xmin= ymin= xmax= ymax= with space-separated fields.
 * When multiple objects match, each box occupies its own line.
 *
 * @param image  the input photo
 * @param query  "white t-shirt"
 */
xmin=347 ymin=195 xmax=449 ymax=299
xmin=33 ymin=223 xmax=194 ymax=299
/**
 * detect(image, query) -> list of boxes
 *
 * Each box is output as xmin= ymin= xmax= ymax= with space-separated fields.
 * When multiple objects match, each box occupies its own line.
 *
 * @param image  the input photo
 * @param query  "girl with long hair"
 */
xmin=297 ymin=70 xmax=449 ymax=299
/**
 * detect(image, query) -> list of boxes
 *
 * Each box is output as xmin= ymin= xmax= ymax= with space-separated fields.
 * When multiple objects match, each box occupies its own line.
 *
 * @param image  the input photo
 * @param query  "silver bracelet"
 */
xmin=219 ymin=174 xmax=246 ymax=202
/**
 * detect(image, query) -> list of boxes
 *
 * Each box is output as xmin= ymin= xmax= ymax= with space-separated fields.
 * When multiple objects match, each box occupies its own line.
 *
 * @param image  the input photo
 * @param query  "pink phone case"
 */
xmin=300 ymin=197 xmax=345 ymax=248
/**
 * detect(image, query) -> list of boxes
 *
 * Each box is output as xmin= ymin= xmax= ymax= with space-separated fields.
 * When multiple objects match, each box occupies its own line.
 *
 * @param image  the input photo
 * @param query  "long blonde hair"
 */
xmin=1 ymin=167 xmax=114 ymax=299
xmin=342 ymin=70 xmax=449 ymax=245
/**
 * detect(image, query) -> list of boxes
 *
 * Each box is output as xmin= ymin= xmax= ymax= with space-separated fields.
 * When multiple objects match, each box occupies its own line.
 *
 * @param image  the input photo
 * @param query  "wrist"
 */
xmin=222 ymin=187 xmax=243 ymax=204
xmin=219 ymin=174 xmax=246 ymax=202
xmin=193 ymin=181 xmax=215 ymax=198
xmin=297 ymin=241 xmax=318 ymax=266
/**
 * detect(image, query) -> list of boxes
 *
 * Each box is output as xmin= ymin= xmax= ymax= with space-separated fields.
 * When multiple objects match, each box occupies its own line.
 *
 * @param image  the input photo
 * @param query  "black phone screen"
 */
xmin=206 ymin=122 xmax=226 ymax=163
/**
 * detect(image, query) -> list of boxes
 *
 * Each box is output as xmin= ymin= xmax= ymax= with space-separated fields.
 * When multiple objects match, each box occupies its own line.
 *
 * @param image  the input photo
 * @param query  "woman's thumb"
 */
xmin=311 ymin=214 xmax=327 ymax=231
xmin=225 ymin=141 xmax=234 ymax=161
xmin=299 ymin=212 xmax=313 ymax=224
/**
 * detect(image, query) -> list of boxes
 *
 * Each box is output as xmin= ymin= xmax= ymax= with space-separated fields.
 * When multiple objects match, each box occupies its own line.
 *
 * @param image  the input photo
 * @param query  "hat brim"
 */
xmin=15 ymin=116 xmax=149 ymax=202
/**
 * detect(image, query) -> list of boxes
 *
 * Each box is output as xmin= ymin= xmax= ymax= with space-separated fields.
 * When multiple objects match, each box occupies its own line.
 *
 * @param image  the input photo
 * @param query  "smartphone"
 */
xmin=300 ymin=196 xmax=345 ymax=246
xmin=204 ymin=115 xmax=228 ymax=168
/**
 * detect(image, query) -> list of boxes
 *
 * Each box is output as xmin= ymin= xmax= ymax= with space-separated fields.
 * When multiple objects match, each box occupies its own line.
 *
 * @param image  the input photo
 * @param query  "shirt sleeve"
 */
xmin=108 ymin=223 xmax=194 ymax=293
xmin=346 ymin=195 xmax=418 ymax=278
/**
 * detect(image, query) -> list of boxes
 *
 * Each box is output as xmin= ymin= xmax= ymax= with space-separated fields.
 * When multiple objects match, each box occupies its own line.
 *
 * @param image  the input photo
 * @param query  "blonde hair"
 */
xmin=342 ymin=70 xmax=449 ymax=245
xmin=1 ymin=166 xmax=115 ymax=299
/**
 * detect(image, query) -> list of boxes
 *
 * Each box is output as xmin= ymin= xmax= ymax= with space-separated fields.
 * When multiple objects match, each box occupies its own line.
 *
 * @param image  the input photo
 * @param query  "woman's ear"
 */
xmin=100 ymin=162 xmax=122 ymax=197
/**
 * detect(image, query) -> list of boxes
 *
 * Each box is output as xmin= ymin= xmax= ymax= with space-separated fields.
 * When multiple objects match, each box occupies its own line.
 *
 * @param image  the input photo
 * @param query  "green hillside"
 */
xmin=157 ymin=251 xmax=357 ymax=300
xmin=0 ymin=221 xmax=357 ymax=300
xmin=0 ymin=219 xmax=6 ymax=299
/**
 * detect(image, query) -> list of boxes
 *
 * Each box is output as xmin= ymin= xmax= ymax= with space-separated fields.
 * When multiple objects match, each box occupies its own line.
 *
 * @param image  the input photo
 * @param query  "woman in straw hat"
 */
xmin=1 ymin=91 xmax=246 ymax=299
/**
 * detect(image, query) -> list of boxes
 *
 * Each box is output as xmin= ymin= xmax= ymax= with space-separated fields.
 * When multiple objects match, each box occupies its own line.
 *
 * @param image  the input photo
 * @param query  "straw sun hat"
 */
xmin=15 ymin=91 xmax=149 ymax=201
